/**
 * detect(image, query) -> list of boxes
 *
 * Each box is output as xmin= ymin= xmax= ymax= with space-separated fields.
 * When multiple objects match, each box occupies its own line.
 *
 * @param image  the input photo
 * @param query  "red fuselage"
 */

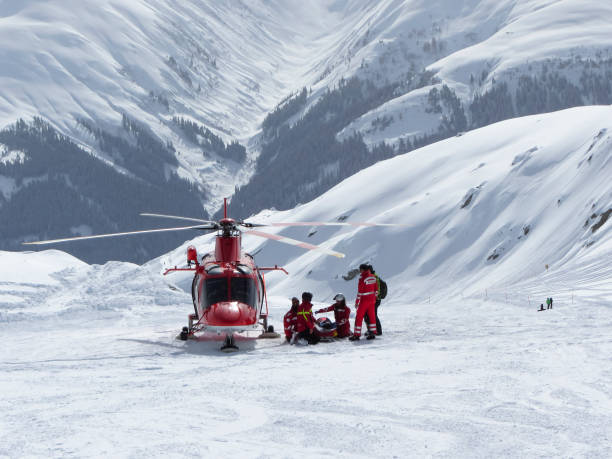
xmin=191 ymin=234 xmax=263 ymax=331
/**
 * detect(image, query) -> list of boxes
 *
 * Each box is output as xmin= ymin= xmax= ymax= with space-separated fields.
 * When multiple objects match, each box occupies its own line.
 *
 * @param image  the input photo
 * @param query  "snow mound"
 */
xmin=0 ymin=250 xmax=87 ymax=286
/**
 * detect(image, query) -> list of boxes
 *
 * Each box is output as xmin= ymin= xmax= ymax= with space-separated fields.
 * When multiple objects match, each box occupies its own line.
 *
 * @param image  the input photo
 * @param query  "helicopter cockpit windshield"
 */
xmin=201 ymin=275 xmax=257 ymax=309
xmin=230 ymin=276 xmax=256 ymax=306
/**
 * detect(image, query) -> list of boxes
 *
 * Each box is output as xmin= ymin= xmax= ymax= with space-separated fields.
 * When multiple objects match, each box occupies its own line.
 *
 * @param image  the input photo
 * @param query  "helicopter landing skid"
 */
xmin=258 ymin=315 xmax=281 ymax=339
xmin=176 ymin=313 xmax=204 ymax=341
xmin=220 ymin=333 xmax=239 ymax=353
xmin=258 ymin=329 xmax=280 ymax=339
xmin=177 ymin=326 xmax=193 ymax=341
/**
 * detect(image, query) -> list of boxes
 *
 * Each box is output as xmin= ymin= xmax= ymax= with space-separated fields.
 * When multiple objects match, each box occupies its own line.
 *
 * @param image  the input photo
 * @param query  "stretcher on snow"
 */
xmin=314 ymin=317 xmax=339 ymax=341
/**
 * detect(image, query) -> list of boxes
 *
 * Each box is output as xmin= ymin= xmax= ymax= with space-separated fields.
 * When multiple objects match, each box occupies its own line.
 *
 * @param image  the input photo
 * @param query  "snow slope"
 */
xmin=328 ymin=0 xmax=612 ymax=146
xmin=0 ymin=0 xmax=370 ymax=208
xmin=2 ymin=0 xmax=611 ymax=208
xmin=1 ymin=106 xmax=611 ymax=457
xmin=0 ymin=0 xmax=350 ymax=137
xmin=232 ymin=105 xmax=612 ymax=307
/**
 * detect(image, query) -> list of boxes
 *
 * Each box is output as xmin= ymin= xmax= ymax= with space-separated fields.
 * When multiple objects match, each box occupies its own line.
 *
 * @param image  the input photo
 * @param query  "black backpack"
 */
xmin=378 ymin=276 xmax=388 ymax=299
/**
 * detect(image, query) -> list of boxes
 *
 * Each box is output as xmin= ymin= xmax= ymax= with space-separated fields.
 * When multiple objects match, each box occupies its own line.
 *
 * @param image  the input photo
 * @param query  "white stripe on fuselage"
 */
xmin=203 ymin=324 xmax=262 ymax=333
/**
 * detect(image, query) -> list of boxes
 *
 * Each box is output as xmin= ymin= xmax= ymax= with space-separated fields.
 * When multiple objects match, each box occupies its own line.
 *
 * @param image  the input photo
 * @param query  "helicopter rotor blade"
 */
xmin=238 ymin=221 xmax=267 ymax=228
xmin=243 ymin=229 xmax=345 ymax=259
xmin=140 ymin=213 xmax=217 ymax=226
xmin=244 ymin=221 xmax=410 ymax=228
xmin=22 ymin=224 xmax=217 ymax=246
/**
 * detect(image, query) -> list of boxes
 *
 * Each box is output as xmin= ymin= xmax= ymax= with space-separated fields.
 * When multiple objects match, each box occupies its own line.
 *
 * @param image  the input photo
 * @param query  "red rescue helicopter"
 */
xmin=24 ymin=198 xmax=403 ymax=351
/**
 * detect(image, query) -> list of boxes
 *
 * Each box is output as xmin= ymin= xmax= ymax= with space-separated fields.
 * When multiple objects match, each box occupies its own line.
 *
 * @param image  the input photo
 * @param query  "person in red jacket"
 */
xmin=315 ymin=293 xmax=352 ymax=338
xmin=283 ymin=297 xmax=299 ymax=342
xmin=350 ymin=264 xmax=378 ymax=341
xmin=295 ymin=291 xmax=320 ymax=345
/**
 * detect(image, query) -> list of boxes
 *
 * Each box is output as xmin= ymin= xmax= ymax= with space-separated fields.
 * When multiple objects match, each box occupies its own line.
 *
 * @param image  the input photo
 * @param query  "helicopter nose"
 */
xmin=216 ymin=302 xmax=241 ymax=322
xmin=204 ymin=301 xmax=256 ymax=326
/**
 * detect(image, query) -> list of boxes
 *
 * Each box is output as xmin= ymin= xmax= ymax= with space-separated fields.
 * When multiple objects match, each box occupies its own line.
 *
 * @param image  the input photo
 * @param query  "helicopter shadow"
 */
xmin=119 ymin=336 xmax=259 ymax=357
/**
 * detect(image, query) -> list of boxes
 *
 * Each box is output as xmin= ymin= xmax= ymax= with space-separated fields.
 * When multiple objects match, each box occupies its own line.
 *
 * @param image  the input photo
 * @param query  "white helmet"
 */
xmin=333 ymin=293 xmax=345 ymax=302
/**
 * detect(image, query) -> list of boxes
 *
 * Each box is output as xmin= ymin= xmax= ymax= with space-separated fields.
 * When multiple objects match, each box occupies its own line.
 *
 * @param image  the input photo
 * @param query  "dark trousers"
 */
xmin=364 ymin=301 xmax=382 ymax=335
xmin=297 ymin=329 xmax=320 ymax=345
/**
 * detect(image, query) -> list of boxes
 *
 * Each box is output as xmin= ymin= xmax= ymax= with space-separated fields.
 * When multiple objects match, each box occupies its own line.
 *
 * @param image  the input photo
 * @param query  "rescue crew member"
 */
xmin=364 ymin=264 xmax=384 ymax=335
xmin=350 ymin=264 xmax=378 ymax=341
xmin=315 ymin=293 xmax=352 ymax=338
xmin=296 ymin=291 xmax=320 ymax=344
xmin=283 ymin=297 xmax=299 ymax=342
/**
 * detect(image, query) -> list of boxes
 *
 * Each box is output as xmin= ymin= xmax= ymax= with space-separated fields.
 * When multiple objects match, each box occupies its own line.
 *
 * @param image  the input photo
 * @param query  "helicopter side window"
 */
xmin=235 ymin=264 xmax=253 ymax=275
xmin=202 ymin=277 xmax=228 ymax=309
xmin=206 ymin=264 xmax=223 ymax=275
xmin=231 ymin=277 xmax=256 ymax=308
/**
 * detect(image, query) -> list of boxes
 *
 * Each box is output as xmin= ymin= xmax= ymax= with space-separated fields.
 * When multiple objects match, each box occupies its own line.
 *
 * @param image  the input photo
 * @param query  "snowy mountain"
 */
xmin=0 ymin=0 xmax=373 ymax=261
xmin=230 ymin=0 xmax=612 ymax=218
xmin=6 ymin=105 xmax=610 ymax=315
xmin=1 ymin=0 xmax=611 ymax=262
xmin=2 ymin=1 xmax=612 ymax=455
xmin=2 ymin=106 xmax=611 ymax=457
xmin=162 ymin=105 xmax=612 ymax=304
xmin=0 ymin=0 xmax=368 ymax=202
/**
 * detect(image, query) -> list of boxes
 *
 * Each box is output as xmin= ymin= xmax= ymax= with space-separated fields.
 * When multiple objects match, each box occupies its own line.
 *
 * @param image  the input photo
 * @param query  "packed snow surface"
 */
xmin=2 ymin=106 xmax=611 ymax=456
xmin=1 ymin=263 xmax=611 ymax=457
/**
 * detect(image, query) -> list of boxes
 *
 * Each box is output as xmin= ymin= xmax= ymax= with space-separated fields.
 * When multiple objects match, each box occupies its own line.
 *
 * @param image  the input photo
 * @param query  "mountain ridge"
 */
xmin=1 ymin=0 xmax=611 ymax=262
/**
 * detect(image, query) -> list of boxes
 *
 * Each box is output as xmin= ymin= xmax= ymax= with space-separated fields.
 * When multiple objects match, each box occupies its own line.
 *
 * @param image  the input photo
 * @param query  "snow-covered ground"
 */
xmin=1 ymin=262 xmax=610 ymax=457
xmin=1 ymin=106 xmax=611 ymax=456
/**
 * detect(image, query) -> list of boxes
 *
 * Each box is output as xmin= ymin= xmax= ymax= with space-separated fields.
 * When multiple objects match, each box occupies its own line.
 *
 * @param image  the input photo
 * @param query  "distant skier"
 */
xmin=315 ymin=293 xmax=352 ymax=338
xmin=295 ymin=291 xmax=320 ymax=345
xmin=364 ymin=264 xmax=387 ymax=335
xmin=350 ymin=264 xmax=378 ymax=341
xmin=284 ymin=297 xmax=299 ymax=342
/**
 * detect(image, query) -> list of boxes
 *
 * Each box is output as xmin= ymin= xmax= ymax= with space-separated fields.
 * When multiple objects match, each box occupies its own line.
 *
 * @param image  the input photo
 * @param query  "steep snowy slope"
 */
xmin=4 ymin=0 xmax=610 ymax=208
xmin=321 ymin=0 xmax=612 ymax=146
xmin=2 ymin=0 xmax=611 ymax=261
xmin=168 ymin=106 xmax=612 ymax=305
xmin=233 ymin=0 xmax=612 ymax=220
xmin=1 ymin=107 xmax=611 ymax=457
xmin=4 ymin=106 xmax=609 ymax=314
xmin=0 ymin=0 xmax=375 ymax=261
xmin=317 ymin=0 xmax=612 ymax=87
xmin=0 ymin=0 xmax=369 ymax=200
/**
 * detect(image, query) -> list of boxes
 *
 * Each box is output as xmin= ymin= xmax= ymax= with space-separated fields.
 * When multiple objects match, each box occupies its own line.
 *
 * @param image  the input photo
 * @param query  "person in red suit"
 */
xmin=295 ymin=291 xmax=320 ymax=345
xmin=315 ymin=293 xmax=352 ymax=338
xmin=350 ymin=264 xmax=378 ymax=341
xmin=283 ymin=297 xmax=299 ymax=342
